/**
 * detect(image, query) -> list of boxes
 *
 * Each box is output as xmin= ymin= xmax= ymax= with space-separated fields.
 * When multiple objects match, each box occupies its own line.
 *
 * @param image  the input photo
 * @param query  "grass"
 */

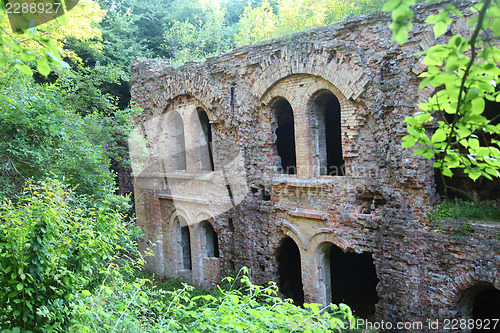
xmin=428 ymin=198 xmax=500 ymax=223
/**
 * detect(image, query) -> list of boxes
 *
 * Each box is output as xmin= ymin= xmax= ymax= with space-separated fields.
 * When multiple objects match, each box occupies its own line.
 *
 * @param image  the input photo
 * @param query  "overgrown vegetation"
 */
xmin=0 ymin=182 xmax=356 ymax=332
xmin=70 ymin=268 xmax=355 ymax=332
xmin=428 ymin=198 xmax=500 ymax=223
xmin=0 ymin=181 xmax=139 ymax=331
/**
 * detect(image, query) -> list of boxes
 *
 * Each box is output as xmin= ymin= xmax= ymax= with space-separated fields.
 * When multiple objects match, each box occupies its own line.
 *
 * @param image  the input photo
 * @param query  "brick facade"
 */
xmin=130 ymin=1 xmax=500 ymax=331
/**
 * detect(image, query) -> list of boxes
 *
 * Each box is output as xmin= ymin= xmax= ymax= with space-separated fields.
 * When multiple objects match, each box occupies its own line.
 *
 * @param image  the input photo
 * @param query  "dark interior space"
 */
xmin=198 ymin=109 xmax=214 ymax=171
xmin=181 ymin=225 xmax=192 ymax=270
xmin=472 ymin=287 xmax=500 ymax=332
xmin=273 ymin=98 xmax=296 ymax=174
xmin=330 ymin=246 xmax=379 ymax=318
xmin=313 ymin=92 xmax=344 ymax=176
xmin=277 ymin=237 xmax=304 ymax=306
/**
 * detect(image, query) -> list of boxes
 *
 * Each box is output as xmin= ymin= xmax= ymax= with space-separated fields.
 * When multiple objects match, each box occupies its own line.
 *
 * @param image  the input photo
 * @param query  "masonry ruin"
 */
xmin=130 ymin=1 xmax=500 ymax=331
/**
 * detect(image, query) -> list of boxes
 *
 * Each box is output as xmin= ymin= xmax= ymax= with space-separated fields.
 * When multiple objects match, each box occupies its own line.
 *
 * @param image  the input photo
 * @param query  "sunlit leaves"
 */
xmin=236 ymin=0 xmax=388 ymax=46
xmin=383 ymin=0 xmax=415 ymax=44
xmin=391 ymin=0 xmax=500 ymax=181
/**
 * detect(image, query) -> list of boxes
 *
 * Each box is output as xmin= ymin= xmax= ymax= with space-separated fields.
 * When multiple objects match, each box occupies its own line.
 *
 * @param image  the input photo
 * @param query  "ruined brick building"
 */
xmin=130 ymin=1 xmax=500 ymax=331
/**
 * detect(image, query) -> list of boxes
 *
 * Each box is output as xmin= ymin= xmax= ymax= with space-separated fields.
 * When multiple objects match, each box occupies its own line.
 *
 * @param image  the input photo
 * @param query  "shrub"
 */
xmin=0 ymin=180 xmax=140 ymax=332
xmin=70 ymin=268 xmax=355 ymax=332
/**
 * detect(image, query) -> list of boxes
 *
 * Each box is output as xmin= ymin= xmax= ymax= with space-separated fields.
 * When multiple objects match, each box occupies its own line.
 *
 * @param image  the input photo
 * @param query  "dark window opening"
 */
xmin=312 ymin=92 xmax=344 ymax=176
xmin=472 ymin=287 xmax=500 ymax=332
xmin=198 ymin=109 xmax=214 ymax=171
xmin=277 ymin=237 xmax=304 ymax=306
xmin=329 ymin=246 xmax=378 ymax=318
xmin=181 ymin=225 xmax=192 ymax=270
xmin=228 ymin=217 xmax=234 ymax=232
xmin=170 ymin=112 xmax=186 ymax=170
xmin=262 ymin=189 xmax=271 ymax=201
xmin=203 ymin=222 xmax=219 ymax=258
xmin=272 ymin=99 xmax=296 ymax=175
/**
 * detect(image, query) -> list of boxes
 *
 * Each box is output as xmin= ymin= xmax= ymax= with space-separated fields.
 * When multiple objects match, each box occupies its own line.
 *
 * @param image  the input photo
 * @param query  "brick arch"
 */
xmin=252 ymin=47 xmax=369 ymax=102
xmin=151 ymin=70 xmax=221 ymax=117
xmin=193 ymin=210 xmax=218 ymax=229
xmin=169 ymin=207 xmax=192 ymax=227
xmin=278 ymin=222 xmax=307 ymax=250
xmin=308 ymin=229 xmax=353 ymax=252
xmin=161 ymin=95 xmax=217 ymax=124
xmin=440 ymin=266 xmax=500 ymax=313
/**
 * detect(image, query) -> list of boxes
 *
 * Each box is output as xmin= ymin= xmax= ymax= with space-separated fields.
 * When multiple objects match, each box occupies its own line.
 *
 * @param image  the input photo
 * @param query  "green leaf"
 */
xmin=16 ymin=63 xmax=33 ymax=76
xmin=434 ymin=21 xmax=448 ymax=38
xmin=36 ymin=59 xmax=51 ymax=77
xmin=16 ymin=283 xmax=23 ymax=291
xmin=382 ymin=0 xmax=402 ymax=12
xmin=394 ymin=27 xmax=408 ymax=44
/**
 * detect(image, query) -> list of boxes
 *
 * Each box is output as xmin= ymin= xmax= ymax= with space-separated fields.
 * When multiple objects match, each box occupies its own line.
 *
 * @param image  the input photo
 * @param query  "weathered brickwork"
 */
xmin=130 ymin=1 xmax=500 ymax=331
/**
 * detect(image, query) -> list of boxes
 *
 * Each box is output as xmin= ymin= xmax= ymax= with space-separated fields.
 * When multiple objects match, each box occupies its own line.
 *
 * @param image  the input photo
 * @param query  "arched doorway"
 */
xmin=271 ymin=98 xmax=296 ymax=174
xmin=201 ymin=221 xmax=219 ymax=258
xmin=323 ymin=244 xmax=379 ymax=318
xmin=310 ymin=91 xmax=344 ymax=176
xmin=167 ymin=111 xmax=186 ymax=170
xmin=175 ymin=215 xmax=192 ymax=270
xmin=196 ymin=109 xmax=214 ymax=171
xmin=459 ymin=283 xmax=500 ymax=332
xmin=277 ymin=237 xmax=304 ymax=306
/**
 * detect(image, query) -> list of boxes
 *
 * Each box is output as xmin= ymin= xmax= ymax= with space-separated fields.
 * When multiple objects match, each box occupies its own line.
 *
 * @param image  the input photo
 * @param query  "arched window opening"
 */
xmin=174 ymin=215 xmax=192 ymax=270
xmin=326 ymin=245 xmax=378 ymax=319
xmin=277 ymin=237 xmax=304 ymax=306
xmin=197 ymin=109 xmax=214 ymax=171
xmin=202 ymin=221 xmax=219 ymax=258
xmin=272 ymin=99 xmax=296 ymax=175
xmin=458 ymin=283 xmax=500 ymax=332
xmin=169 ymin=112 xmax=186 ymax=170
xmin=312 ymin=92 xmax=344 ymax=176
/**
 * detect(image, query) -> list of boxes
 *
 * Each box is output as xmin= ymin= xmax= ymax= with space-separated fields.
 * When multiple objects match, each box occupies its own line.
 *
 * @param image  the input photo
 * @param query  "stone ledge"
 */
xmin=158 ymin=194 xmax=209 ymax=205
xmin=288 ymin=209 xmax=328 ymax=220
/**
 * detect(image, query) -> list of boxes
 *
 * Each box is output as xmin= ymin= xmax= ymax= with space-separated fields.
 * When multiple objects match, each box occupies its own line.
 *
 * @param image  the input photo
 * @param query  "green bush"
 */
xmin=0 ymin=181 xmax=140 ymax=332
xmin=70 ymin=268 xmax=355 ymax=333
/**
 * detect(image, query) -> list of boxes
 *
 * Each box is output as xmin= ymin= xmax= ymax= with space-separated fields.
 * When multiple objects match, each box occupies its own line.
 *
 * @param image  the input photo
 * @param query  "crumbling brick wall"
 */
xmin=130 ymin=1 xmax=500 ymax=331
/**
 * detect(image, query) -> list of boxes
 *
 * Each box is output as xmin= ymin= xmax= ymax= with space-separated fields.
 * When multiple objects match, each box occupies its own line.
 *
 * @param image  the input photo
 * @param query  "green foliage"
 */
xmin=70 ymin=267 xmax=355 ymax=332
xmin=0 ymin=64 xmax=140 ymax=200
xmin=236 ymin=0 xmax=387 ymax=46
xmin=428 ymin=198 xmax=500 ymax=223
xmin=163 ymin=0 xmax=234 ymax=65
xmin=0 ymin=180 xmax=140 ymax=332
xmin=0 ymin=24 xmax=67 ymax=77
xmin=386 ymin=0 xmax=500 ymax=182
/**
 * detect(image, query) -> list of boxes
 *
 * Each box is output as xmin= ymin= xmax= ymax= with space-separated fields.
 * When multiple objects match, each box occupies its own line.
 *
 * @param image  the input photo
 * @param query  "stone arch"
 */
xmin=190 ymin=107 xmax=214 ymax=171
xmin=312 ymin=238 xmax=379 ymax=318
xmin=440 ymin=267 xmax=500 ymax=320
xmin=276 ymin=236 xmax=304 ymax=306
xmin=279 ymin=222 xmax=307 ymax=250
xmin=161 ymin=110 xmax=186 ymax=171
xmin=269 ymin=97 xmax=297 ymax=175
xmin=169 ymin=206 xmax=191 ymax=226
xmin=150 ymin=69 xmax=221 ymax=120
xmin=193 ymin=210 xmax=218 ymax=227
xmin=308 ymin=229 xmax=352 ymax=251
xmin=200 ymin=220 xmax=219 ymax=258
xmin=252 ymin=46 xmax=368 ymax=102
xmin=260 ymin=75 xmax=360 ymax=178
xmin=307 ymin=88 xmax=344 ymax=176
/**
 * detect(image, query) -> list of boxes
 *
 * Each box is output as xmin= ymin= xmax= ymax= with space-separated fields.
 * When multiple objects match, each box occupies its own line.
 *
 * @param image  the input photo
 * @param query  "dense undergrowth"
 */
xmin=0 ymin=181 xmax=355 ymax=332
